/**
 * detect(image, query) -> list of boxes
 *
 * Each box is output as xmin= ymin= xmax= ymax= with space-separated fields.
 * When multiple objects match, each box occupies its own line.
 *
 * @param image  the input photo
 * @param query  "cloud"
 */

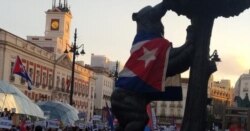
xmin=181 ymin=54 xmax=249 ymax=87
xmin=215 ymin=54 xmax=249 ymax=86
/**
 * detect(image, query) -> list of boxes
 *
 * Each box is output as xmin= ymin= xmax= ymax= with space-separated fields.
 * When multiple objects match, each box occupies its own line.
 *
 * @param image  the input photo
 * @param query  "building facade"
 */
xmin=92 ymin=68 xmax=114 ymax=115
xmin=0 ymin=2 xmax=95 ymax=121
xmin=208 ymin=77 xmax=234 ymax=106
xmin=90 ymin=54 xmax=122 ymax=74
xmin=155 ymin=77 xmax=188 ymax=126
xmin=234 ymin=71 xmax=250 ymax=100
xmin=89 ymin=54 xmax=120 ymax=122
xmin=154 ymin=75 xmax=234 ymax=126
xmin=207 ymin=76 xmax=234 ymax=126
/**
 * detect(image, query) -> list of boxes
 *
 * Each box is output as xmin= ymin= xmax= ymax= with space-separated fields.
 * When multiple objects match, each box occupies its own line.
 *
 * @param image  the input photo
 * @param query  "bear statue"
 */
xmin=111 ymin=1 xmax=195 ymax=130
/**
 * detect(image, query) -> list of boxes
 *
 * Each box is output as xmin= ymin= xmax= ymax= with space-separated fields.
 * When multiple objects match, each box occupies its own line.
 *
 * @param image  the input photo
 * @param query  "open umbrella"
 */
xmin=37 ymin=101 xmax=79 ymax=125
xmin=0 ymin=80 xmax=44 ymax=118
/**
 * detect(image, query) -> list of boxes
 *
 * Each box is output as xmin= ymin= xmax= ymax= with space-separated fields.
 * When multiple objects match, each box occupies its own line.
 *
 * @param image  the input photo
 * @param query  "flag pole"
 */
xmin=1 ymin=94 xmax=7 ymax=110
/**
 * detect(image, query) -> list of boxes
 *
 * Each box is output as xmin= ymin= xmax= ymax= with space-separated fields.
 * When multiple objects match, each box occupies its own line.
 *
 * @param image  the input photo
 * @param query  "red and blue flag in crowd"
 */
xmin=116 ymin=33 xmax=171 ymax=93
xmin=13 ymin=56 xmax=33 ymax=90
xmin=106 ymin=102 xmax=114 ymax=131
xmin=144 ymin=104 xmax=153 ymax=131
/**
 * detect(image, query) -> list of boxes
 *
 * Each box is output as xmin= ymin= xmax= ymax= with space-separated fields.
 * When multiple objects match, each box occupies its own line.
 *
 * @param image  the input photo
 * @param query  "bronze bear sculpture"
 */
xmin=111 ymin=1 xmax=195 ymax=130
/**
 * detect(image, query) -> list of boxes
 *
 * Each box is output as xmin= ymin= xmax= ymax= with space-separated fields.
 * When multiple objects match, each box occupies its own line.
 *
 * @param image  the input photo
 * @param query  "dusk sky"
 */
xmin=1 ymin=0 xmax=250 ymax=86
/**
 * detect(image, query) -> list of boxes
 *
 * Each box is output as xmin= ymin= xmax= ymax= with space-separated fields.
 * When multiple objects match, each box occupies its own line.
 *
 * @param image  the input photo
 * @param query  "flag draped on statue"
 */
xmin=116 ymin=33 xmax=183 ymax=101
xmin=13 ymin=56 xmax=33 ymax=90
xmin=116 ymin=37 xmax=171 ymax=93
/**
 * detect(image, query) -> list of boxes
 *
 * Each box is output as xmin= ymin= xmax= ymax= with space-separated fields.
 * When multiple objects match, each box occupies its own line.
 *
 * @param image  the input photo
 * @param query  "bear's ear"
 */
xmin=132 ymin=13 xmax=137 ymax=21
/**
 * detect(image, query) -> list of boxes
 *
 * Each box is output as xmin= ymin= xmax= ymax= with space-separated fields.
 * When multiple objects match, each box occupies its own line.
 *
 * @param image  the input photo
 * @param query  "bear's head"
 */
xmin=132 ymin=5 xmax=166 ymax=36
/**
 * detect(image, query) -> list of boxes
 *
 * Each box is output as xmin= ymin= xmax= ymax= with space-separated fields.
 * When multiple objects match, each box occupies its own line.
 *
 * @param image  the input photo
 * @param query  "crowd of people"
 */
xmin=0 ymin=109 xmax=111 ymax=131
xmin=0 ymin=108 xmax=16 ymax=120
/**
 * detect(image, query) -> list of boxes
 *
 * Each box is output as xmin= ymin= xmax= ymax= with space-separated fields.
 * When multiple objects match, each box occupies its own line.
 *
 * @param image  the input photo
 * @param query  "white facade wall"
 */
xmin=155 ymin=79 xmax=188 ymax=124
xmin=94 ymin=75 xmax=103 ymax=109
xmin=91 ymin=54 xmax=122 ymax=73
xmin=235 ymin=73 xmax=250 ymax=99
xmin=94 ymin=74 xmax=114 ymax=110
xmin=91 ymin=54 xmax=110 ymax=69
xmin=87 ymin=73 xmax=96 ymax=121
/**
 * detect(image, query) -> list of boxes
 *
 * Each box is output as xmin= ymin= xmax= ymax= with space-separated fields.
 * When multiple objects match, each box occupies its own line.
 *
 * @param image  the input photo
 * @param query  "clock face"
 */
xmin=51 ymin=19 xmax=59 ymax=30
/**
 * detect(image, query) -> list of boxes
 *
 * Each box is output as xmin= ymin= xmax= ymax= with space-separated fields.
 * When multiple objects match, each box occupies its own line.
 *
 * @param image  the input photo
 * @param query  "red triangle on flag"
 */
xmin=13 ymin=56 xmax=25 ymax=74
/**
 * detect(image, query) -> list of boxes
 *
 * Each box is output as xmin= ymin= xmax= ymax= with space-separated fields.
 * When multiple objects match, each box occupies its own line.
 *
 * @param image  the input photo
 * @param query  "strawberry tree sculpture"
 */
xmin=163 ymin=0 xmax=250 ymax=130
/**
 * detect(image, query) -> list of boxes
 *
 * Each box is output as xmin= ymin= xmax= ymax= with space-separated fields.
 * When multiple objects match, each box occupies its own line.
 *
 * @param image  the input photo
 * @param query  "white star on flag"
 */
xmin=138 ymin=47 xmax=158 ymax=68
xmin=20 ymin=65 xmax=25 ymax=74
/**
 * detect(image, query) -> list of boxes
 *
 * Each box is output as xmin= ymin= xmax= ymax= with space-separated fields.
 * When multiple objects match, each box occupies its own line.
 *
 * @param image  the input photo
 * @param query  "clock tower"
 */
xmin=45 ymin=0 xmax=72 ymax=49
xmin=27 ymin=0 xmax=72 ymax=58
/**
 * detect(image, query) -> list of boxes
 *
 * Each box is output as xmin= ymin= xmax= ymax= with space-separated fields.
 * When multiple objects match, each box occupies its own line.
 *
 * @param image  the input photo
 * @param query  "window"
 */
xmin=86 ymin=87 xmax=89 ymax=96
xmin=170 ymin=108 xmax=174 ymax=116
xmin=177 ymin=109 xmax=181 ymax=117
xmin=177 ymin=102 xmax=182 ymax=108
xmin=170 ymin=101 xmax=175 ymax=108
xmin=77 ymin=83 xmax=79 ymax=93
xmin=80 ymin=83 xmax=83 ymax=95
xmin=243 ymin=87 xmax=248 ymax=92
xmin=161 ymin=102 xmax=167 ymax=108
xmin=160 ymin=108 xmax=166 ymax=116
xmin=29 ymin=68 xmax=33 ymax=81
xmin=75 ymin=82 xmax=78 ymax=94
xmin=9 ymin=62 xmax=15 ymax=81
xmin=35 ymin=70 xmax=40 ymax=87
xmin=74 ymin=81 xmax=77 ymax=94
xmin=61 ymin=78 xmax=65 ymax=91
xmin=48 ymin=74 xmax=53 ymax=89
xmin=66 ymin=76 xmax=70 ymax=92
xmin=56 ymin=76 xmax=60 ymax=89
xmin=42 ymin=72 xmax=47 ymax=88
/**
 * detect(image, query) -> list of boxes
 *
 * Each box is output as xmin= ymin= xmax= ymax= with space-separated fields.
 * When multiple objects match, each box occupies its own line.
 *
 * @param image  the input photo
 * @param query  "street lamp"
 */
xmin=114 ymin=61 xmax=119 ymax=82
xmin=64 ymin=28 xmax=85 ymax=105
xmin=210 ymin=50 xmax=221 ymax=62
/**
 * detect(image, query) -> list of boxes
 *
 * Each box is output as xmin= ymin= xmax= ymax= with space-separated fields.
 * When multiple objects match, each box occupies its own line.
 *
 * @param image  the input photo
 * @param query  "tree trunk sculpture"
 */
xmin=162 ymin=0 xmax=250 ymax=130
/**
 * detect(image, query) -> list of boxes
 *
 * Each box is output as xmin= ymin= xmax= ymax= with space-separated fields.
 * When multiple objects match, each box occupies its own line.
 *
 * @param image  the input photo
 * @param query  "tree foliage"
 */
xmin=164 ymin=0 xmax=250 ymax=18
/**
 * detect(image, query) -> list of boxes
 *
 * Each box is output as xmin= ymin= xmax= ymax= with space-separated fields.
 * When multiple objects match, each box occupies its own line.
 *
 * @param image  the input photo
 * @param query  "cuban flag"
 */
xmin=106 ymin=102 xmax=114 ymax=131
xmin=116 ymin=33 xmax=171 ymax=93
xmin=13 ymin=56 xmax=33 ymax=90
xmin=144 ymin=104 xmax=153 ymax=131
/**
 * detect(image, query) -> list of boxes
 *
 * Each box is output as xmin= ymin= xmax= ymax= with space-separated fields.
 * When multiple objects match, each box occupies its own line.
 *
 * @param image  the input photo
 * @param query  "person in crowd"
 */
xmin=34 ymin=126 xmax=43 ymax=131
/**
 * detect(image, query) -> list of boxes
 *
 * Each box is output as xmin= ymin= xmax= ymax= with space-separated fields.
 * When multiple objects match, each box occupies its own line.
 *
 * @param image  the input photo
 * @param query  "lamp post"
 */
xmin=114 ymin=61 xmax=119 ymax=82
xmin=64 ymin=28 xmax=85 ymax=105
xmin=210 ymin=50 xmax=221 ymax=62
